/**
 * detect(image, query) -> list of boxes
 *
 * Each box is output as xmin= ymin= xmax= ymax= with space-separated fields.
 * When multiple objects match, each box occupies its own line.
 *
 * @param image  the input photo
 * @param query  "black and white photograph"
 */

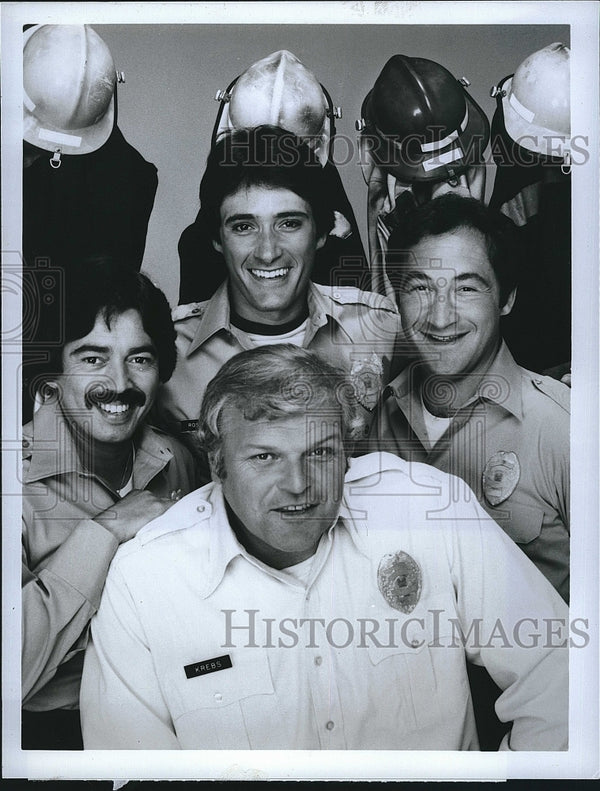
xmin=2 ymin=0 xmax=599 ymax=785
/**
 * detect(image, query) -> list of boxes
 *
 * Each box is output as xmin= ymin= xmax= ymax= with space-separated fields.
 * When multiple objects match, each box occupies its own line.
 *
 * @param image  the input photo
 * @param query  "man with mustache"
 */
xmin=21 ymin=259 xmax=196 ymax=749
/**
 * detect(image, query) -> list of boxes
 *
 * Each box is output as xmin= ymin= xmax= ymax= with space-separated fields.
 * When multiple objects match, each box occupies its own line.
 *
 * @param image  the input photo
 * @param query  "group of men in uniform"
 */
xmin=20 ymin=26 xmax=571 ymax=754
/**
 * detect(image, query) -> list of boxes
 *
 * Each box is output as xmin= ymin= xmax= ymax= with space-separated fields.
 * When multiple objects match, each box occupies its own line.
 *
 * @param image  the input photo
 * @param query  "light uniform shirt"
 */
xmin=81 ymin=453 xmax=568 ymax=751
xmin=367 ymin=342 xmax=570 ymax=603
xmin=22 ymin=398 xmax=196 ymax=711
xmin=157 ymin=281 xmax=402 ymax=442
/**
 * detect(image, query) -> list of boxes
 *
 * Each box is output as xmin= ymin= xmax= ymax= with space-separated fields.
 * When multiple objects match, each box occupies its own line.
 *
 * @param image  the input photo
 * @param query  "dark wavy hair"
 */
xmin=199 ymin=125 xmax=335 ymax=242
xmin=386 ymin=194 xmax=521 ymax=308
xmin=46 ymin=256 xmax=176 ymax=383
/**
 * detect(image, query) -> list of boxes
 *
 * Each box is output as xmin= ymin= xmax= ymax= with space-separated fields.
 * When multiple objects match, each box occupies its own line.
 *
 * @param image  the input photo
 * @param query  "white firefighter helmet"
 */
xmin=499 ymin=42 xmax=570 ymax=160
xmin=23 ymin=25 xmax=117 ymax=156
xmin=213 ymin=50 xmax=336 ymax=166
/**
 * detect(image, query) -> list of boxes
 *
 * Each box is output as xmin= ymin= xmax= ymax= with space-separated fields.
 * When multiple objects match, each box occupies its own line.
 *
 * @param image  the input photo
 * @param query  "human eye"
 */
xmin=81 ymin=355 xmax=104 ymax=366
xmin=129 ymin=354 xmax=156 ymax=368
xmin=279 ymin=217 xmax=303 ymax=231
xmin=308 ymin=446 xmax=336 ymax=459
xmin=230 ymin=221 xmax=254 ymax=234
xmin=251 ymin=452 xmax=276 ymax=462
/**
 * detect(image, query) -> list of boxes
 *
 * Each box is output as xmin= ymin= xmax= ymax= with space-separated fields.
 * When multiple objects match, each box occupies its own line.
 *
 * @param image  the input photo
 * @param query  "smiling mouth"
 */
xmin=96 ymin=402 xmax=132 ymax=415
xmin=275 ymin=504 xmax=315 ymax=514
xmin=424 ymin=333 xmax=465 ymax=343
xmin=250 ymin=267 xmax=291 ymax=280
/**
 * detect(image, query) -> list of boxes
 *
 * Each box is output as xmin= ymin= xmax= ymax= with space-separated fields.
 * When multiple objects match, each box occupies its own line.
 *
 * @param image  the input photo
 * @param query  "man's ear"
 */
xmin=500 ymin=287 xmax=517 ymax=317
xmin=212 ymin=237 xmax=223 ymax=254
xmin=316 ymin=233 xmax=327 ymax=251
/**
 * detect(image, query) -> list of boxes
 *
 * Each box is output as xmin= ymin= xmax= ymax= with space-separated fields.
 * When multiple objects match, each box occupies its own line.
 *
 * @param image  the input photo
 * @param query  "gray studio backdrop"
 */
xmin=94 ymin=23 xmax=569 ymax=306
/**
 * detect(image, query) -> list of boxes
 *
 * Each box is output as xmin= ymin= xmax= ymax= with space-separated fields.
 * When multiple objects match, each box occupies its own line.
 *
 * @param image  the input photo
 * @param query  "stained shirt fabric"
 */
xmin=156 ymin=281 xmax=402 ymax=445
xmin=22 ymin=399 xmax=196 ymax=712
xmin=80 ymin=452 xmax=568 ymax=751
xmin=366 ymin=343 xmax=570 ymax=602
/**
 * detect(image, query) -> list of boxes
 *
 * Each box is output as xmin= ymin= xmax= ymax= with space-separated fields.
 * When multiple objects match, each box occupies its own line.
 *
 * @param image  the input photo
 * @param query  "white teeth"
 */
xmin=251 ymin=267 xmax=290 ymax=279
xmin=280 ymin=504 xmax=310 ymax=512
xmin=98 ymin=402 xmax=130 ymax=414
xmin=428 ymin=334 xmax=459 ymax=343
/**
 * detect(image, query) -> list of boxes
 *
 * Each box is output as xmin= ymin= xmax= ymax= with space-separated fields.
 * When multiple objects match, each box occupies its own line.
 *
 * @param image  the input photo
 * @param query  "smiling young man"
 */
xmin=21 ymin=259 xmax=196 ymax=749
xmin=368 ymin=195 xmax=570 ymax=604
xmin=81 ymin=346 xmax=568 ymax=751
xmin=158 ymin=125 xmax=401 ymax=455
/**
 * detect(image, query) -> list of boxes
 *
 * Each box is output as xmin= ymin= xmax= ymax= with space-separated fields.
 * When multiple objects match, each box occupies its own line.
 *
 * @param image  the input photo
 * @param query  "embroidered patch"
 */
xmin=350 ymin=353 xmax=384 ymax=412
xmin=180 ymin=419 xmax=200 ymax=433
xmin=377 ymin=551 xmax=422 ymax=613
xmin=184 ymin=654 xmax=232 ymax=679
xmin=482 ymin=450 xmax=520 ymax=506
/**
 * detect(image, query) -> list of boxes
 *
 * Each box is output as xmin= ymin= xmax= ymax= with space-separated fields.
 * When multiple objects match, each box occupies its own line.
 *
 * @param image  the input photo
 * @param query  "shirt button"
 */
xmin=197 ymin=505 xmax=205 ymax=513
xmin=314 ymin=656 xmax=323 ymax=666
xmin=214 ymin=693 xmax=222 ymax=702
xmin=325 ymin=721 xmax=335 ymax=731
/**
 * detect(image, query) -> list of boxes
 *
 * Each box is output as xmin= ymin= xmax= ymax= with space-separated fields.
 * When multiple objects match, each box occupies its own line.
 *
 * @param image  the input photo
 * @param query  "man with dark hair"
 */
xmin=368 ymin=194 xmax=570 ymax=603
xmin=81 ymin=345 xmax=568 ymax=751
xmin=21 ymin=259 xmax=196 ymax=750
xmin=158 ymin=125 xmax=401 ymax=455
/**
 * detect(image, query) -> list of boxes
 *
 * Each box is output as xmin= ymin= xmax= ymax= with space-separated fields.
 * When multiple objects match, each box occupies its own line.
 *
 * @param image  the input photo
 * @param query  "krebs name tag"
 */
xmin=184 ymin=654 xmax=232 ymax=679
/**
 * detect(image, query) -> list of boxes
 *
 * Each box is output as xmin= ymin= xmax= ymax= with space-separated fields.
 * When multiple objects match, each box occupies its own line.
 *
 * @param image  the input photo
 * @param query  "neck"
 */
xmin=229 ymin=286 xmax=309 ymax=327
xmin=225 ymin=500 xmax=317 ymax=570
xmin=68 ymin=422 xmax=135 ymax=492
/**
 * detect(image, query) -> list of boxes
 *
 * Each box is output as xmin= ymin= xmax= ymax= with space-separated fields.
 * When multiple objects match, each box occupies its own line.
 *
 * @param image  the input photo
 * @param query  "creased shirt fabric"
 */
xmin=22 ymin=399 xmax=196 ymax=712
xmin=156 ymin=281 xmax=402 ymax=444
xmin=366 ymin=343 xmax=570 ymax=602
xmin=80 ymin=453 xmax=568 ymax=751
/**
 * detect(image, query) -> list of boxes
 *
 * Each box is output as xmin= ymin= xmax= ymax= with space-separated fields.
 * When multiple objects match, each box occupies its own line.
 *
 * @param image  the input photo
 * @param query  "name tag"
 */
xmin=180 ymin=419 xmax=200 ymax=433
xmin=184 ymin=654 xmax=232 ymax=679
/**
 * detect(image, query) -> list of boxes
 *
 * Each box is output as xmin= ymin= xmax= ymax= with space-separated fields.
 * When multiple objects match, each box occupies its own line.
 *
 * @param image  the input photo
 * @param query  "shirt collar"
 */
xmin=200 ymin=476 xmax=368 ymax=598
xmin=187 ymin=282 xmax=231 ymax=355
xmin=386 ymin=341 xmax=523 ymax=421
xmin=23 ymin=398 xmax=174 ymax=485
xmin=186 ymin=280 xmax=354 ymax=356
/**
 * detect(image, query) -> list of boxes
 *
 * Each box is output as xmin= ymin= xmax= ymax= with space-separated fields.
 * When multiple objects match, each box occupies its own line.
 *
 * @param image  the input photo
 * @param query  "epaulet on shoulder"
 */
xmin=171 ymin=302 xmax=206 ymax=323
xmin=322 ymin=285 xmax=399 ymax=313
xmin=346 ymin=451 xmax=410 ymax=481
xmin=530 ymin=374 xmax=571 ymax=414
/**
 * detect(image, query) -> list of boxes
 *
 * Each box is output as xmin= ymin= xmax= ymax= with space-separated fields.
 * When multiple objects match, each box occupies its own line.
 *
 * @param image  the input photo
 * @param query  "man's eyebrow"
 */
xmin=128 ymin=345 xmax=157 ymax=356
xmin=68 ymin=344 xmax=110 ymax=357
xmin=223 ymin=211 xmax=309 ymax=224
xmin=455 ymin=272 xmax=493 ymax=288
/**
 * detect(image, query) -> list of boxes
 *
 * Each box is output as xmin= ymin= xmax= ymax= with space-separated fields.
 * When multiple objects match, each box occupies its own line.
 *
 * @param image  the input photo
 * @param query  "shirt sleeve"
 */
xmin=22 ymin=516 xmax=119 ymax=704
xmin=447 ymin=493 xmax=569 ymax=751
xmin=80 ymin=558 xmax=180 ymax=749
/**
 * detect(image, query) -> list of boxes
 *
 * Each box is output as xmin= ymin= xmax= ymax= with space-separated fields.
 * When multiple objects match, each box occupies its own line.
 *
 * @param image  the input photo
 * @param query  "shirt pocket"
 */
xmin=489 ymin=500 xmax=544 ymax=545
xmin=366 ymin=617 xmax=469 ymax=738
xmin=164 ymin=651 xmax=275 ymax=749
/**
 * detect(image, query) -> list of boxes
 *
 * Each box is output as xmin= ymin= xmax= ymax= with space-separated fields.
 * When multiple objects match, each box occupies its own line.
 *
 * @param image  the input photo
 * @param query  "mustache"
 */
xmin=84 ymin=385 xmax=147 ymax=410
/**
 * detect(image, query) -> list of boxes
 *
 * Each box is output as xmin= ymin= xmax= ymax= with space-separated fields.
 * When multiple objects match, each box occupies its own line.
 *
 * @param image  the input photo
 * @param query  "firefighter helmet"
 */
xmin=494 ymin=43 xmax=570 ymax=160
xmin=23 ymin=24 xmax=116 ymax=156
xmin=358 ymin=54 xmax=490 ymax=184
xmin=213 ymin=50 xmax=339 ymax=166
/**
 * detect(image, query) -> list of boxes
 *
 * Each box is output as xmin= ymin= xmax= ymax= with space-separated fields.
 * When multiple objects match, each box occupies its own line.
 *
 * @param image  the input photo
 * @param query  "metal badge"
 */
xmin=351 ymin=353 xmax=384 ymax=412
xmin=377 ymin=551 xmax=422 ymax=614
xmin=482 ymin=450 xmax=520 ymax=506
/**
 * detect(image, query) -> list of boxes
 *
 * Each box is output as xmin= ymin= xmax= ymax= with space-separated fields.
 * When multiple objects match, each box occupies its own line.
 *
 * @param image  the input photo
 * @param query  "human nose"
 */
xmin=280 ymin=458 xmax=309 ymax=496
xmin=254 ymin=227 xmax=282 ymax=264
xmin=427 ymin=285 xmax=456 ymax=330
xmin=106 ymin=359 xmax=130 ymax=393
